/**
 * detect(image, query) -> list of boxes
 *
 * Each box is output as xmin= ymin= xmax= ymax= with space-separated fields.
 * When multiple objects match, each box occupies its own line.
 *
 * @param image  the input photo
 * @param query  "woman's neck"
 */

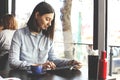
xmin=31 ymin=31 xmax=41 ymax=35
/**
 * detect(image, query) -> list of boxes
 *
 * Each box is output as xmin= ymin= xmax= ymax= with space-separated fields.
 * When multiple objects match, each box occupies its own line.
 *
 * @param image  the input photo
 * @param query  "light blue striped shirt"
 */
xmin=9 ymin=27 xmax=69 ymax=70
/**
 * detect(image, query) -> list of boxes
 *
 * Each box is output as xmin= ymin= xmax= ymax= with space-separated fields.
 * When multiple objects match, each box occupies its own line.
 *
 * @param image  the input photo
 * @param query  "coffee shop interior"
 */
xmin=0 ymin=0 xmax=120 ymax=80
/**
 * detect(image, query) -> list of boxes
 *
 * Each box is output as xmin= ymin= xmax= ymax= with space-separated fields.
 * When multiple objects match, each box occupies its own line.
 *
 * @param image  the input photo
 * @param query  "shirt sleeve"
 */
xmin=0 ymin=32 xmax=10 ymax=56
xmin=48 ymin=42 xmax=70 ymax=67
xmin=9 ymin=30 xmax=31 ymax=70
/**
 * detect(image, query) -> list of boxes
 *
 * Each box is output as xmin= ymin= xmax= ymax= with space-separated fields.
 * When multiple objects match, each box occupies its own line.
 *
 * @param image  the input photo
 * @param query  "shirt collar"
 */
xmin=25 ymin=26 xmax=43 ymax=36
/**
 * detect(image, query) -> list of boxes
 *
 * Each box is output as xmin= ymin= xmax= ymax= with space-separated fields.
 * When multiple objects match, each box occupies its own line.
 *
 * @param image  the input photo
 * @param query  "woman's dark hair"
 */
xmin=27 ymin=2 xmax=55 ymax=40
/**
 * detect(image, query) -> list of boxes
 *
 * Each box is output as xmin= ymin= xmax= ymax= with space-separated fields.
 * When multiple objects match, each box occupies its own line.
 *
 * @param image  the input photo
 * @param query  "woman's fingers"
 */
xmin=73 ymin=63 xmax=82 ymax=70
xmin=67 ymin=60 xmax=82 ymax=70
xmin=43 ymin=61 xmax=56 ymax=70
xmin=49 ymin=62 xmax=56 ymax=69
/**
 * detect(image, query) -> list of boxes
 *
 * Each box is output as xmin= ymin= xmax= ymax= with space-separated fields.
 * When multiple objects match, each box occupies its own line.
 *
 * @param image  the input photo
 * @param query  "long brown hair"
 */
xmin=27 ymin=2 xmax=55 ymax=40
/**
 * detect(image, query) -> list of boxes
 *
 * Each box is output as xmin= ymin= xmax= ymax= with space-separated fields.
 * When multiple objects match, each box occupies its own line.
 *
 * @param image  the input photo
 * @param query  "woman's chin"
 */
xmin=42 ymin=28 xmax=47 ymax=30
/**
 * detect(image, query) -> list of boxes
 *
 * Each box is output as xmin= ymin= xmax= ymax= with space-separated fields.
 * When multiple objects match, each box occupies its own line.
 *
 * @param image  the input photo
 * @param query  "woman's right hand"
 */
xmin=42 ymin=61 xmax=56 ymax=70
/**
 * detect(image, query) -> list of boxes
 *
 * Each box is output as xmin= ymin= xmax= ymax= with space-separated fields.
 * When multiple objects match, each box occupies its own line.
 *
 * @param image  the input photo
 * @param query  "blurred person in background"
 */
xmin=0 ymin=14 xmax=18 ymax=70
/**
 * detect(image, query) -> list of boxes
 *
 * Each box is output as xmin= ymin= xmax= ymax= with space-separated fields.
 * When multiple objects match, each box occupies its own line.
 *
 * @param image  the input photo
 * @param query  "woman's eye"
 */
xmin=46 ymin=17 xmax=50 ymax=21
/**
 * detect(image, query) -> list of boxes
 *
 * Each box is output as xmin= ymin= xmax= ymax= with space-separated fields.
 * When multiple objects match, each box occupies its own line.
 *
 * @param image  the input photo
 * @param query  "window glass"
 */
xmin=108 ymin=0 xmax=120 ymax=74
xmin=108 ymin=0 xmax=120 ymax=46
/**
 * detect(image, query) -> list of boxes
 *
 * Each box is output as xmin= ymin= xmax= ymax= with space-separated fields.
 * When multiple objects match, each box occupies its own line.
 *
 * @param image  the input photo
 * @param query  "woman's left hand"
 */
xmin=67 ymin=60 xmax=82 ymax=70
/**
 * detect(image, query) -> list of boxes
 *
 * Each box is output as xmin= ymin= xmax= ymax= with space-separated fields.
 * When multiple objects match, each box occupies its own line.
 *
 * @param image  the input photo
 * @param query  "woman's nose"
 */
xmin=48 ymin=22 xmax=51 ymax=26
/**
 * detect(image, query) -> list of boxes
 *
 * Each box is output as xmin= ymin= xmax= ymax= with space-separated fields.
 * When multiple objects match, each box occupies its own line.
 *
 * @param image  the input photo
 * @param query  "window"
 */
xmin=108 ymin=0 xmax=120 ymax=74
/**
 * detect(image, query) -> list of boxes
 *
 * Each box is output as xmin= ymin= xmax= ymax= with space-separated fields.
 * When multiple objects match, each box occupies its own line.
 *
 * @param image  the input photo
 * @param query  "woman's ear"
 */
xmin=35 ymin=12 xmax=40 ymax=19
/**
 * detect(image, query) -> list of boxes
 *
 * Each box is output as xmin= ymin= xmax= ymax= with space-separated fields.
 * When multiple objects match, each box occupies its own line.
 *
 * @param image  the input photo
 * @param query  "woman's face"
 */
xmin=35 ymin=12 xmax=54 ymax=30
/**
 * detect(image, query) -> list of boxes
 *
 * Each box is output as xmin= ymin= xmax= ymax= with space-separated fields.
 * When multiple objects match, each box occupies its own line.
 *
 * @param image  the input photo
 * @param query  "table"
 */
xmin=0 ymin=66 xmax=88 ymax=80
xmin=0 ymin=66 xmax=117 ymax=80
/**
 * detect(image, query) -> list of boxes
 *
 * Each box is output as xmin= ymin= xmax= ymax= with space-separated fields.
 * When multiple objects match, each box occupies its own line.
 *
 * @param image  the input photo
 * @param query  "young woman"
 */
xmin=9 ymin=2 xmax=82 ymax=71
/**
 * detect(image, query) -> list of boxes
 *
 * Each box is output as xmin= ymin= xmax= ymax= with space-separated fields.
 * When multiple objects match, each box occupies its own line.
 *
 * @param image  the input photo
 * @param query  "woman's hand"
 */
xmin=67 ymin=60 xmax=82 ymax=70
xmin=42 ymin=61 xmax=56 ymax=70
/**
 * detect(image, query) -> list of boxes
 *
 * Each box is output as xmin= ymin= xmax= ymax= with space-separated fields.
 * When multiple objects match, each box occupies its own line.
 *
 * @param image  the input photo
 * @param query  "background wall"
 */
xmin=0 ymin=0 xmax=8 ymax=19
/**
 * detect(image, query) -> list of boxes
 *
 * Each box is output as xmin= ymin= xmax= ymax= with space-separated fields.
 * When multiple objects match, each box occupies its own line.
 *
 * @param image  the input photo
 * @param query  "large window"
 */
xmin=108 ymin=0 xmax=120 ymax=74
xmin=108 ymin=0 xmax=120 ymax=46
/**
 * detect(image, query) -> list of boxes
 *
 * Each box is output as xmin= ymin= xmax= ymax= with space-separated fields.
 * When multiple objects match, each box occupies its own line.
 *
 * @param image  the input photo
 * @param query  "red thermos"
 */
xmin=98 ymin=51 xmax=107 ymax=80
